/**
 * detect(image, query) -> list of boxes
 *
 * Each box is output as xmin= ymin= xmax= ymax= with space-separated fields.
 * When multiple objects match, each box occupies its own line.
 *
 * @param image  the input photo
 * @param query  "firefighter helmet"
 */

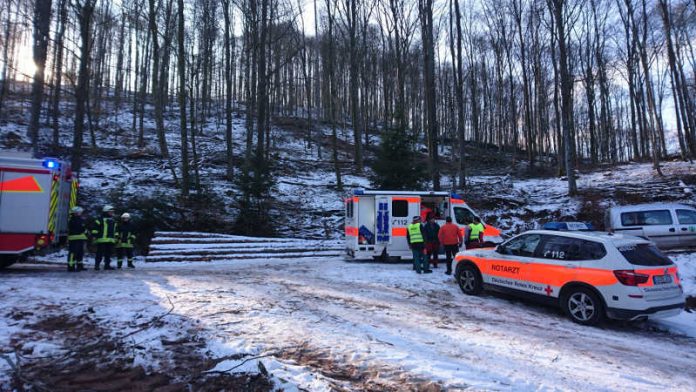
xmin=70 ymin=206 xmax=84 ymax=215
xmin=121 ymin=213 xmax=131 ymax=220
xmin=103 ymin=205 xmax=115 ymax=213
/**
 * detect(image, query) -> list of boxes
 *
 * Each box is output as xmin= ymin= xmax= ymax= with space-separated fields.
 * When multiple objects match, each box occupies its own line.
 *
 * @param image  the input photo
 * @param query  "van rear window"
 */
xmin=620 ymin=210 xmax=672 ymax=226
xmin=618 ymin=244 xmax=672 ymax=266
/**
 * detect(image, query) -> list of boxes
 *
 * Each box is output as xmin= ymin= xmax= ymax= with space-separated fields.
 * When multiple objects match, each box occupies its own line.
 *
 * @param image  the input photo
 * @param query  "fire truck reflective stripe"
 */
xmin=468 ymin=257 xmax=620 ymax=287
xmin=0 ymin=176 xmax=44 ymax=193
xmin=451 ymin=199 xmax=465 ymax=204
xmin=392 ymin=227 xmax=407 ymax=236
xmin=48 ymin=176 xmax=59 ymax=234
xmin=392 ymin=197 xmax=420 ymax=203
xmin=70 ymin=179 xmax=78 ymax=209
xmin=345 ymin=226 xmax=358 ymax=236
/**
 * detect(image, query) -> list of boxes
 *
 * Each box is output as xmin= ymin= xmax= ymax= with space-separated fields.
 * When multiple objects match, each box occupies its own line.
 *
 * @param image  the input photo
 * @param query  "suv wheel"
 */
xmin=562 ymin=287 xmax=604 ymax=325
xmin=456 ymin=263 xmax=482 ymax=295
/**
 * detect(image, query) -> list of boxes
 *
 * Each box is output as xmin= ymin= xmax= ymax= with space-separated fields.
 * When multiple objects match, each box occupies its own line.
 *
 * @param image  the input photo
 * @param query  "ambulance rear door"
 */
xmin=389 ymin=196 xmax=420 ymax=255
xmin=375 ymin=196 xmax=391 ymax=245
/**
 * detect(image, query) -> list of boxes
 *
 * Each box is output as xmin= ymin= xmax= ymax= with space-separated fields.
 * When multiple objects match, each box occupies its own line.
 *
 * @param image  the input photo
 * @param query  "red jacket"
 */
xmin=438 ymin=223 xmax=462 ymax=246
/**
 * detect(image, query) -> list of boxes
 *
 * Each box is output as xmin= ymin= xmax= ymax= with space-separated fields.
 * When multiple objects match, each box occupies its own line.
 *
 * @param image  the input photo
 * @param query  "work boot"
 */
xmin=104 ymin=263 xmax=114 ymax=270
xmin=424 ymin=269 xmax=433 ymax=274
xmin=117 ymin=260 xmax=123 ymax=269
xmin=77 ymin=263 xmax=85 ymax=271
xmin=127 ymin=262 xmax=135 ymax=269
xmin=67 ymin=265 xmax=75 ymax=272
xmin=94 ymin=263 xmax=100 ymax=271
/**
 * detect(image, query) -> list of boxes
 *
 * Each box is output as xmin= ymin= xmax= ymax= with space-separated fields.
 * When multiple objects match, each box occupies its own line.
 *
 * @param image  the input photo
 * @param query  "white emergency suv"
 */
xmin=344 ymin=189 xmax=503 ymax=260
xmin=454 ymin=230 xmax=685 ymax=325
xmin=0 ymin=153 xmax=77 ymax=268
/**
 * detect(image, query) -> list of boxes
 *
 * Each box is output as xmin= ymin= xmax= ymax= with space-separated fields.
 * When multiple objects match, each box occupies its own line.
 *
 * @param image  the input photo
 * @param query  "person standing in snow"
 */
xmin=116 ymin=212 xmax=136 ymax=269
xmin=91 ymin=205 xmax=118 ymax=270
xmin=407 ymin=216 xmax=431 ymax=274
xmin=466 ymin=216 xmax=485 ymax=249
xmin=422 ymin=214 xmax=440 ymax=269
xmin=438 ymin=216 xmax=463 ymax=275
xmin=67 ymin=206 xmax=88 ymax=272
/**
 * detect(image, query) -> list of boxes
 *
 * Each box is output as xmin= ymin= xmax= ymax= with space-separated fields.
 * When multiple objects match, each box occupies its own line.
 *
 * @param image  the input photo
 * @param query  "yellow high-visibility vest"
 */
xmin=469 ymin=223 xmax=484 ymax=240
xmin=408 ymin=223 xmax=424 ymax=243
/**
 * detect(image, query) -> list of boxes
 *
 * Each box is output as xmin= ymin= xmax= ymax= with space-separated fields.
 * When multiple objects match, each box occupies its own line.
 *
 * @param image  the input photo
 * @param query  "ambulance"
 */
xmin=344 ymin=189 xmax=503 ymax=260
xmin=0 ymin=153 xmax=77 ymax=268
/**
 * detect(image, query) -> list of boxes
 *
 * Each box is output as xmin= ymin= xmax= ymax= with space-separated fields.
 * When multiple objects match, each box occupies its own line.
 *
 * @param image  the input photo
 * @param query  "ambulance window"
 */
xmin=392 ymin=200 xmax=408 ymax=217
xmin=501 ymin=234 xmax=541 ymax=257
xmin=538 ymin=236 xmax=606 ymax=261
xmin=619 ymin=244 xmax=672 ymax=266
xmin=454 ymin=207 xmax=476 ymax=225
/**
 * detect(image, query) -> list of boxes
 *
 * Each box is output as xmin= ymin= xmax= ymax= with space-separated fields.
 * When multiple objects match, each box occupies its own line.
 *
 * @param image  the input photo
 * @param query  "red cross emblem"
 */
xmin=544 ymin=285 xmax=553 ymax=296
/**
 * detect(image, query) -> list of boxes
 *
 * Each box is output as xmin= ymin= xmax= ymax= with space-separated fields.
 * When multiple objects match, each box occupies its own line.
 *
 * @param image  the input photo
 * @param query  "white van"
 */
xmin=344 ymin=189 xmax=503 ymax=260
xmin=605 ymin=203 xmax=696 ymax=249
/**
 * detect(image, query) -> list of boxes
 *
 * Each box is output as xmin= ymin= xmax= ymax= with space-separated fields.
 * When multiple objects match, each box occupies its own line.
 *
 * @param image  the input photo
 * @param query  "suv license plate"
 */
xmin=653 ymin=275 xmax=673 ymax=285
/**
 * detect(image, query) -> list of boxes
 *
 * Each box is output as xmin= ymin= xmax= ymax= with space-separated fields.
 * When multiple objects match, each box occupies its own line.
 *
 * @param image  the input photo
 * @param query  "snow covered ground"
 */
xmin=2 ymin=246 xmax=695 ymax=391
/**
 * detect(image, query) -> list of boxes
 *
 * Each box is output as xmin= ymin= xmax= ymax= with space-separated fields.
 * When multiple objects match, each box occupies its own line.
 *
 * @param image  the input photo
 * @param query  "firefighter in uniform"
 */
xmin=67 ymin=206 xmax=88 ymax=272
xmin=116 ymin=213 xmax=136 ymax=269
xmin=407 ymin=216 xmax=432 ymax=274
xmin=92 ymin=205 xmax=118 ymax=270
xmin=467 ymin=216 xmax=485 ymax=249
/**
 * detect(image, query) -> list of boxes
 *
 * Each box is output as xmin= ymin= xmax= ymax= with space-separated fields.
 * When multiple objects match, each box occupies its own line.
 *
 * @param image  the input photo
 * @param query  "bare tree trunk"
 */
xmin=326 ymin=0 xmax=342 ymax=190
xmin=177 ymin=0 xmax=190 ymax=195
xmin=222 ymin=0 xmax=235 ymax=180
xmin=451 ymin=0 xmax=466 ymax=190
xmin=72 ymin=0 xmax=95 ymax=174
xmin=548 ymin=0 xmax=577 ymax=195
xmin=28 ymin=0 xmax=52 ymax=155
xmin=51 ymin=0 xmax=68 ymax=147
xmin=149 ymin=0 xmax=171 ymax=158
xmin=419 ymin=0 xmax=440 ymax=190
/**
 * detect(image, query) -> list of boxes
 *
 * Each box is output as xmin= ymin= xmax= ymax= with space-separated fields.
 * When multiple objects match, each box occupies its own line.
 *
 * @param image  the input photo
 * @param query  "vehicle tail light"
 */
xmin=614 ymin=270 xmax=649 ymax=286
xmin=35 ymin=234 xmax=50 ymax=248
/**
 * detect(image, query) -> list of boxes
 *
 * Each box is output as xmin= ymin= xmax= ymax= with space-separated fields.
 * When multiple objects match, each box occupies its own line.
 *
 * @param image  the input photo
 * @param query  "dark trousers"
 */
xmin=425 ymin=241 xmax=439 ymax=267
xmin=444 ymin=244 xmax=459 ymax=273
xmin=117 ymin=247 xmax=134 ymax=268
xmin=95 ymin=243 xmax=114 ymax=269
xmin=466 ymin=238 xmax=483 ymax=249
xmin=67 ymin=240 xmax=85 ymax=271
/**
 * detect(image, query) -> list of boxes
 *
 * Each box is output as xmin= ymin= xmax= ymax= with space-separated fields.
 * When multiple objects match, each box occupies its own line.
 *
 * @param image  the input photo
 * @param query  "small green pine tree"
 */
xmin=371 ymin=128 xmax=427 ymax=190
xmin=234 ymin=154 xmax=276 ymax=236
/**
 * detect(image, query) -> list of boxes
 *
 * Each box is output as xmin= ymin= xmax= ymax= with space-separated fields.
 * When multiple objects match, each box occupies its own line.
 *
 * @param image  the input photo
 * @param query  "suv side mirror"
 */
xmin=496 ymin=244 xmax=507 ymax=254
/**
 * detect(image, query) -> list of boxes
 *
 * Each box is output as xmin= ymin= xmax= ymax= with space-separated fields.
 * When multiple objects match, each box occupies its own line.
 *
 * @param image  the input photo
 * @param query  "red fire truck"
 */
xmin=0 ymin=153 xmax=77 ymax=268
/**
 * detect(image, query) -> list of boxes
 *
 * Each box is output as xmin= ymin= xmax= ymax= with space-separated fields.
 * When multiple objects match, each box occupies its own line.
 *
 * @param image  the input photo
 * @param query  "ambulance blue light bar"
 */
xmin=42 ymin=158 xmax=61 ymax=170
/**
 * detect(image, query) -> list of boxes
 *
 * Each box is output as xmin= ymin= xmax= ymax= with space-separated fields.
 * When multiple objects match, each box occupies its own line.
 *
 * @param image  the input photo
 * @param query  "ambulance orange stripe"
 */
xmin=483 ymin=226 xmax=501 ymax=236
xmin=0 ymin=176 xmax=43 ymax=193
xmin=392 ymin=227 xmax=407 ymax=236
xmin=345 ymin=226 xmax=358 ymax=236
xmin=451 ymin=199 xmax=465 ymax=204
